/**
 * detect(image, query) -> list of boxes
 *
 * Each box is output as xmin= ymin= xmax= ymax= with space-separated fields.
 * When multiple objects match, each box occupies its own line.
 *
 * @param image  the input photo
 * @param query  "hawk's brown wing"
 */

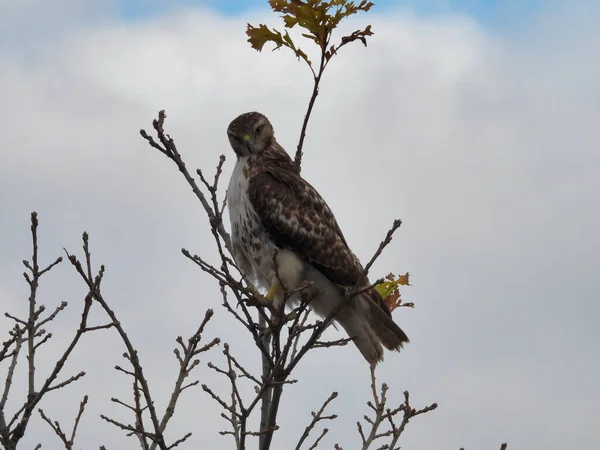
xmin=247 ymin=167 xmax=363 ymax=288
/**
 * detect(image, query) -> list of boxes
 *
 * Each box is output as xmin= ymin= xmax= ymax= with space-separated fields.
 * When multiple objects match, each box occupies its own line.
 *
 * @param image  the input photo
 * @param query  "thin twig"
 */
xmin=66 ymin=235 xmax=168 ymax=450
xmin=295 ymin=39 xmax=327 ymax=171
xmin=0 ymin=327 xmax=23 ymax=413
xmin=295 ymin=392 xmax=338 ymax=450
xmin=2 ymin=214 xmax=96 ymax=449
xmin=149 ymin=310 xmax=219 ymax=450
xmin=37 ymin=395 xmax=88 ymax=450
xmin=354 ymin=220 xmax=402 ymax=292
xmin=140 ymin=111 xmax=232 ymax=253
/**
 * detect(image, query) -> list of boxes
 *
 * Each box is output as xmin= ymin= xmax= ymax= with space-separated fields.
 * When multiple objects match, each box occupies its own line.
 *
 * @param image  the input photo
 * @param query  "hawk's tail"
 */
xmin=337 ymin=290 xmax=409 ymax=365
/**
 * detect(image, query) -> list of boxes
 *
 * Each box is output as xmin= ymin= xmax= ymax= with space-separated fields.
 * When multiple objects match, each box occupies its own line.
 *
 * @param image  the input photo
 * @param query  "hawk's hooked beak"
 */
xmin=242 ymin=134 xmax=252 ymax=150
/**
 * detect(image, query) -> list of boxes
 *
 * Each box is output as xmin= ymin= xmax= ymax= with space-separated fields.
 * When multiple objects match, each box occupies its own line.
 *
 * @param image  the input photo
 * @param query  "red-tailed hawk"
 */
xmin=226 ymin=112 xmax=408 ymax=365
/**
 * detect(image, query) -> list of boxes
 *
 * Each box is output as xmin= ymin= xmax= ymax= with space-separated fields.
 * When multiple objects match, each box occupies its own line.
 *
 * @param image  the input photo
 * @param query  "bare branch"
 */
xmin=313 ymin=338 xmax=352 ymax=349
xmin=4 ymin=313 xmax=27 ymax=327
xmin=295 ymin=392 xmax=338 ymax=450
xmin=140 ymin=111 xmax=232 ymax=253
xmin=110 ymin=397 xmax=137 ymax=413
xmin=307 ymin=427 xmax=328 ymax=450
xmin=167 ymin=432 xmax=192 ymax=449
xmin=46 ymin=371 xmax=86 ymax=392
xmin=360 ymin=366 xmax=389 ymax=449
xmin=0 ymin=326 xmax=23 ymax=413
xmin=295 ymin=47 xmax=327 ymax=171
xmin=100 ymin=414 xmax=156 ymax=440
xmin=0 ymin=326 xmax=24 ymax=363
xmin=354 ymin=220 xmax=402 ymax=292
xmin=36 ymin=395 xmax=88 ymax=450
xmin=1 ymin=214 xmax=100 ymax=449
xmin=66 ymin=235 xmax=168 ymax=450
xmin=39 ymin=256 xmax=63 ymax=276
xmin=35 ymin=301 xmax=68 ymax=331
xmin=151 ymin=310 xmax=219 ymax=449
xmin=202 ymin=384 xmax=238 ymax=416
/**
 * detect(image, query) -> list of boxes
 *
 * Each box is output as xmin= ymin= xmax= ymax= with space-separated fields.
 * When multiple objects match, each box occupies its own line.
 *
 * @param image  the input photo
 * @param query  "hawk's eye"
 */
xmin=255 ymin=125 xmax=264 ymax=135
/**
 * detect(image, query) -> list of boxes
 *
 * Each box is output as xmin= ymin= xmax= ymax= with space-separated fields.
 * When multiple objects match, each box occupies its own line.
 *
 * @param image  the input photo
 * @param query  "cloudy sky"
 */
xmin=1 ymin=0 xmax=599 ymax=449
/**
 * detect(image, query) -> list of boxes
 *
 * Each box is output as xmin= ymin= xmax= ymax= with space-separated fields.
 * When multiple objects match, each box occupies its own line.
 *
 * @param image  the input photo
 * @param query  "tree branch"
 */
xmin=295 ymin=391 xmax=338 ymax=450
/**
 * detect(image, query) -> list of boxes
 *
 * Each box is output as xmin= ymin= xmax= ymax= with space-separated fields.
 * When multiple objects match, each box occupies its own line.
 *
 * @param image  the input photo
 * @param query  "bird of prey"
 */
xmin=226 ymin=112 xmax=408 ymax=365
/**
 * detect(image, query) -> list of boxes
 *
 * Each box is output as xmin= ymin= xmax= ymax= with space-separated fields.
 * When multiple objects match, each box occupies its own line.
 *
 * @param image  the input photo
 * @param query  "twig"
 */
xmin=132 ymin=377 xmax=150 ymax=450
xmin=1 ymin=213 xmax=98 ymax=449
xmin=66 ymin=231 xmax=219 ymax=450
xmin=167 ymin=432 xmax=192 ymax=449
xmin=295 ymin=392 xmax=338 ymax=450
xmin=140 ymin=111 xmax=232 ymax=253
xmin=100 ymin=414 xmax=156 ymax=439
xmin=354 ymin=220 xmax=402 ymax=292
xmin=307 ymin=427 xmax=328 ymax=450
xmin=360 ymin=367 xmax=388 ymax=449
xmin=202 ymin=384 xmax=237 ymax=415
xmin=295 ymin=42 xmax=327 ymax=171
xmin=312 ymin=338 xmax=352 ymax=349
xmin=0 ymin=327 xmax=24 ymax=363
xmin=356 ymin=366 xmax=437 ymax=449
xmin=37 ymin=395 xmax=88 ymax=450
xmin=46 ymin=372 xmax=86 ymax=392
xmin=386 ymin=390 xmax=437 ymax=449
xmin=0 ymin=326 xmax=23 ymax=413
xmin=149 ymin=310 xmax=220 ymax=450
xmin=66 ymin=234 xmax=168 ymax=450
xmin=27 ymin=212 xmax=41 ymax=405
xmin=35 ymin=302 xmax=67 ymax=330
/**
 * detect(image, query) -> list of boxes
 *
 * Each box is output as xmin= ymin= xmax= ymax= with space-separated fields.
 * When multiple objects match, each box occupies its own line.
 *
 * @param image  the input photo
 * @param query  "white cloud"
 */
xmin=1 ymin=2 xmax=599 ymax=449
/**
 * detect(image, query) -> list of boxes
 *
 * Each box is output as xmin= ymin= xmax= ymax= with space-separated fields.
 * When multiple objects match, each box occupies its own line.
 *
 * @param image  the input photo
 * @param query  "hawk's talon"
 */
xmin=245 ymin=282 xmax=262 ymax=298
xmin=244 ymin=282 xmax=282 ymax=307
xmin=265 ymin=281 xmax=281 ymax=302
xmin=244 ymin=282 xmax=271 ymax=305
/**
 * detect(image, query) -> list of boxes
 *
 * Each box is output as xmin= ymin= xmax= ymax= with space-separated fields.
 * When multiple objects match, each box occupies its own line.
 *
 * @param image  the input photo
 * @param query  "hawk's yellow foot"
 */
xmin=244 ymin=281 xmax=281 ymax=306
xmin=265 ymin=281 xmax=282 ymax=302
xmin=245 ymin=282 xmax=261 ymax=297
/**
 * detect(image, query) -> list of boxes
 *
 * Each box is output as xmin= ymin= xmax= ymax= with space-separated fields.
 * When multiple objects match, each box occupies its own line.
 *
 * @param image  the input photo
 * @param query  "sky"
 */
xmin=116 ymin=0 xmax=544 ymax=27
xmin=1 ymin=0 xmax=599 ymax=449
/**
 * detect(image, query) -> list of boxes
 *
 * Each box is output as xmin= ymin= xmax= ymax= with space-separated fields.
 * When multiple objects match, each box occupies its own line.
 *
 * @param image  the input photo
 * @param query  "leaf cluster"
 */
xmin=375 ymin=273 xmax=413 ymax=313
xmin=247 ymin=0 xmax=374 ymax=74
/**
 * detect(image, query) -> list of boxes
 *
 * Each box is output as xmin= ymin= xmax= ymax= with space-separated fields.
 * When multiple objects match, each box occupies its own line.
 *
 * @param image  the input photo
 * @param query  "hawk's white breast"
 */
xmin=227 ymin=156 xmax=305 ymax=296
xmin=227 ymin=156 xmax=272 ymax=284
xmin=227 ymin=156 xmax=251 ymax=227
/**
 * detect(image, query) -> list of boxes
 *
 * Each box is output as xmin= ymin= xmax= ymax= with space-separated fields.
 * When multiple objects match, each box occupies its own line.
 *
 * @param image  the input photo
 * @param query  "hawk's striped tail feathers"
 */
xmin=336 ymin=290 xmax=409 ymax=365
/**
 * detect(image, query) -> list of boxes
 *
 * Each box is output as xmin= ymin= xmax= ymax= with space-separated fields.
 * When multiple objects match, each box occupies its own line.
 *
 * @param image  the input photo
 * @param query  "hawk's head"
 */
xmin=227 ymin=112 xmax=274 ymax=157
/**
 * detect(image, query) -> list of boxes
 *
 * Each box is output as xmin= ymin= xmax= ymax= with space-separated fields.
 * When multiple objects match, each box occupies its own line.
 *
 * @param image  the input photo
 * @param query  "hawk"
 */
xmin=226 ymin=112 xmax=409 ymax=365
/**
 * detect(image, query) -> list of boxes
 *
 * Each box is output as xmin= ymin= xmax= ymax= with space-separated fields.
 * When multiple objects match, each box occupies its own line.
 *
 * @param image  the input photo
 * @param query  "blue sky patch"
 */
xmin=117 ymin=0 xmax=545 ymax=30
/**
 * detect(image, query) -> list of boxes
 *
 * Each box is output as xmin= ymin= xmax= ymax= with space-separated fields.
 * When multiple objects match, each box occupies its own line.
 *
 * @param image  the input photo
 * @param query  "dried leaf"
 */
xmin=246 ymin=23 xmax=312 ymax=66
xmin=340 ymin=25 xmax=373 ymax=47
xmin=283 ymin=15 xmax=299 ymax=28
xmin=375 ymin=273 xmax=411 ymax=313
xmin=248 ymin=0 xmax=375 ymax=67
xmin=246 ymin=24 xmax=284 ymax=51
